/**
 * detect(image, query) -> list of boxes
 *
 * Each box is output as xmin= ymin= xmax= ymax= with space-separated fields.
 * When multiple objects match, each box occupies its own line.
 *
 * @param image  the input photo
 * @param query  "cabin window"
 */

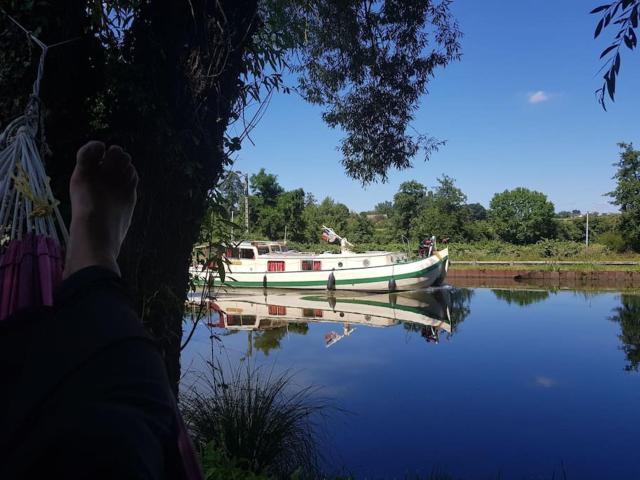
xmin=267 ymin=261 xmax=286 ymax=272
xmin=268 ymin=305 xmax=287 ymax=315
xmin=225 ymin=247 xmax=240 ymax=258
xmin=270 ymin=245 xmax=282 ymax=253
xmin=303 ymin=308 xmax=323 ymax=318
xmin=240 ymin=248 xmax=255 ymax=259
xmin=301 ymin=260 xmax=322 ymax=271
xmin=226 ymin=314 xmax=256 ymax=326
xmin=257 ymin=246 xmax=270 ymax=255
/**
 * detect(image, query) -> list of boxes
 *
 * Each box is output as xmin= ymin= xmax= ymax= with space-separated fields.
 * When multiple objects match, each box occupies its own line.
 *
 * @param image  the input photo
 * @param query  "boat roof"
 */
xmin=195 ymin=240 xmax=401 ymax=257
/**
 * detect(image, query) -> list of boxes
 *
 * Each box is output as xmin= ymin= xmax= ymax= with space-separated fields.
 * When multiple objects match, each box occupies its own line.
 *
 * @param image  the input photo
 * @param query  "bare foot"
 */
xmin=63 ymin=141 xmax=138 ymax=279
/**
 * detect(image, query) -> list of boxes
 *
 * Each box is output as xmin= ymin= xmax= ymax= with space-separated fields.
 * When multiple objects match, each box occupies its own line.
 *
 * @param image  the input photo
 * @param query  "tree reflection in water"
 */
xmin=492 ymin=288 xmax=553 ymax=306
xmin=402 ymin=288 xmax=473 ymax=342
xmin=609 ymin=294 xmax=640 ymax=372
xmin=253 ymin=322 xmax=309 ymax=355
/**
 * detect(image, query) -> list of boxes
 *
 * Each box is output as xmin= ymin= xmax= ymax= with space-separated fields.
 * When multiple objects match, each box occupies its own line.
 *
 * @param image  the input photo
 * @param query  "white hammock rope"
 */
xmin=0 ymin=12 xmax=70 ymax=248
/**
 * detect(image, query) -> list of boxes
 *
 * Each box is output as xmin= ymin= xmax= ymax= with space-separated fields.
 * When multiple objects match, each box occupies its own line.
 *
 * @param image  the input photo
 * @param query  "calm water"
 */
xmin=181 ymin=287 xmax=640 ymax=479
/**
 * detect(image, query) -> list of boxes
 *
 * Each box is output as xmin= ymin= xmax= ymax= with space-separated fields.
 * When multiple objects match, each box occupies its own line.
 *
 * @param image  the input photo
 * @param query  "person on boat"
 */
xmin=421 ymin=326 xmax=439 ymax=343
xmin=419 ymin=237 xmax=432 ymax=258
xmin=0 ymin=142 xmax=197 ymax=479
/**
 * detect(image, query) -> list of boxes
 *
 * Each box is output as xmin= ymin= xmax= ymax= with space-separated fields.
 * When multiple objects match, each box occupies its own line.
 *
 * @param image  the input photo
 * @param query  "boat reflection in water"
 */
xmin=211 ymin=287 xmax=458 ymax=349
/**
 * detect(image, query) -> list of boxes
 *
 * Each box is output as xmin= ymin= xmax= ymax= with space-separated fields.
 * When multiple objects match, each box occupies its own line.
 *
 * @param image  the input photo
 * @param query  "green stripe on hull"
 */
xmin=205 ymin=256 xmax=448 ymax=288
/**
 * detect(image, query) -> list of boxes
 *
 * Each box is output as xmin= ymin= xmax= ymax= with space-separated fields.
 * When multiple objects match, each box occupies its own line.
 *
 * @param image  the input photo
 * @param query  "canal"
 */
xmin=181 ymin=286 xmax=640 ymax=479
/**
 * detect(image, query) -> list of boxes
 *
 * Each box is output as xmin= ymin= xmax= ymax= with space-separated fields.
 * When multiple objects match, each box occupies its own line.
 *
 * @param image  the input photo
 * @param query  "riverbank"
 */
xmin=448 ymin=263 xmax=640 ymax=289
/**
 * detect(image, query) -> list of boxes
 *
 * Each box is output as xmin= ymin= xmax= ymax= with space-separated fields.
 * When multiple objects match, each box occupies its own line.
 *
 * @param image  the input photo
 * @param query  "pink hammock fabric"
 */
xmin=0 ymin=233 xmax=64 ymax=321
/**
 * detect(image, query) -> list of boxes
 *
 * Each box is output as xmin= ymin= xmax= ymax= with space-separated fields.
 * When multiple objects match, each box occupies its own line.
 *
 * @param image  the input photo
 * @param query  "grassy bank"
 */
xmin=448 ymin=240 xmax=640 ymax=262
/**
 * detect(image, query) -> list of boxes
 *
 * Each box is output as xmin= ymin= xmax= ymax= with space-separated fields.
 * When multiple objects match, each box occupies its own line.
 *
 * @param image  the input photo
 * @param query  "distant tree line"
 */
xmin=208 ymin=144 xmax=640 ymax=252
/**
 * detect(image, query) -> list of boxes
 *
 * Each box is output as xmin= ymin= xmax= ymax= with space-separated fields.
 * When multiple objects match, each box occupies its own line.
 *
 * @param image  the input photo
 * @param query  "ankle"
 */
xmin=64 ymin=224 xmax=121 ymax=279
xmin=63 ymin=250 xmax=120 ymax=279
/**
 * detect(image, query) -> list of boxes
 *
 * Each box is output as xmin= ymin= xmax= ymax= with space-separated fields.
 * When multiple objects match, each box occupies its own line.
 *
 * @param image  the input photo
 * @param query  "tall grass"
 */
xmin=181 ymin=361 xmax=329 ymax=478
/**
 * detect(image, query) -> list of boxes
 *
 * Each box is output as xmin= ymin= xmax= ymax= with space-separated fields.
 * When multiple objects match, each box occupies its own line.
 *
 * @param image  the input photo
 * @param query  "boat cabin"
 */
xmin=218 ymin=240 xmax=407 ymax=273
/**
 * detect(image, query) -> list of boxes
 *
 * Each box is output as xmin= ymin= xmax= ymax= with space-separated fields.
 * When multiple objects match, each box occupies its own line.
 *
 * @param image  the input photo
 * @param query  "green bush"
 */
xmin=597 ymin=231 xmax=628 ymax=253
xmin=286 ymin=241 xmax=408 ymax=254
xmin=201 ymin=443 xmax=269 ymax=480
xmin=446 ymin=239 xmax=631 ymax=261
xmin=534 ymin=240 xmax=584 ymax=258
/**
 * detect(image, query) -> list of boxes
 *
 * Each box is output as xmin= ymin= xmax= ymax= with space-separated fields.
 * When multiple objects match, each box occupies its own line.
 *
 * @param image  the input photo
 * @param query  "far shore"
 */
xmin=448 ymin=263 xmax=640 ymax=289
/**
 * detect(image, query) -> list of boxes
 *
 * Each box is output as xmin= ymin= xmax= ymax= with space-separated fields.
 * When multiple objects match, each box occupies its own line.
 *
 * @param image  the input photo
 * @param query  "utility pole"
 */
xmin=585 ymin=211 xmax=589 ymax=247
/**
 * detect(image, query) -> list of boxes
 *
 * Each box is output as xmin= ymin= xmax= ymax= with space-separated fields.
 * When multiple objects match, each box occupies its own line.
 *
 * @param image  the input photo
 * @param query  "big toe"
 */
xmin=76 ymin=141 xmax=106 ymax=172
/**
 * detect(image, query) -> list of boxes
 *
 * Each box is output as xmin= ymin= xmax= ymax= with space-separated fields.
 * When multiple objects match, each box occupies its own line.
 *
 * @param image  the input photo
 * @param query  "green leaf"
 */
xmin=595 ymin=18 xmax=605 ymax=38
xmin=629 ymin=27 xmax=638 ymax=47
xmin=216 ymin=257 xmax=226 ymax=283
xmin=590 ymin=4 xmax=611 ymax=14
xmin=600 ymin=44 xmax=618 ymax=58
xmin=605 ymin=70 xmax=616 ymax=100
xmin=624 ymin=33 xmax=634 ymax=48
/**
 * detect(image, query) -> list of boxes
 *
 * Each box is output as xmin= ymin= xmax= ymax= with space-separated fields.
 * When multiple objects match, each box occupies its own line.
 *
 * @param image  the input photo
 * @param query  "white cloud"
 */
xmin=527 ymin=90 xmax=551 ymax=104
xmin=534 ymin=375 xmax=557 ymax=388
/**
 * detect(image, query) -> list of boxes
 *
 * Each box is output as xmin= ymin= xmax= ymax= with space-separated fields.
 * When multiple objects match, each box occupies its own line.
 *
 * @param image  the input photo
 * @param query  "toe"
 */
xmin=76 ymin=141 xmax=105 ymax=171
xmin=103 ymin=145 xmax=132 ymax=172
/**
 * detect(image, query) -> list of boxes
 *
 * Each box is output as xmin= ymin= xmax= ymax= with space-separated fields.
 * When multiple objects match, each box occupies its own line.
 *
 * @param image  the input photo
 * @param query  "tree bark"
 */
xmin=107 ymin=0 xmax=259 ymax=393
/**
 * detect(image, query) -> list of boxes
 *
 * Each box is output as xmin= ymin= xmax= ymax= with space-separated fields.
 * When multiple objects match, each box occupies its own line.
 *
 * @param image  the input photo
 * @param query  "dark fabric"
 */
xmin=0 ymin=267 xmax=183 ymax=479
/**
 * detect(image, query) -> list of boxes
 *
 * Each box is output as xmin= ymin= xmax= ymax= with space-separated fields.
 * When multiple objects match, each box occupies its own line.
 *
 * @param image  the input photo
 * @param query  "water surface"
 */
xmin=182 ymin=287 xmax=640 ymax=479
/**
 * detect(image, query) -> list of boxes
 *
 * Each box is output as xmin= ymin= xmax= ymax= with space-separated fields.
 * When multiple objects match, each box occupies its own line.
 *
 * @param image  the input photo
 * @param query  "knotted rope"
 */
xmin=0 ymin=10 xmax=73 ymax=247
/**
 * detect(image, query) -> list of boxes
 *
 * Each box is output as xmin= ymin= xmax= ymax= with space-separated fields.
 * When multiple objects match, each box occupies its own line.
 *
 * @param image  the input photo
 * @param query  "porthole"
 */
xmin=338 ymin=262 xmax=343 ymax=268
xmin=363 ymin=259 xmax=370 ymax=267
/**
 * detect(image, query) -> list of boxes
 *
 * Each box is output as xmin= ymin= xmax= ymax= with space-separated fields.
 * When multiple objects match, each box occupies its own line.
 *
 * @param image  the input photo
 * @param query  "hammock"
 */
xmin=0 ymin=21 xmax=68 ymax=321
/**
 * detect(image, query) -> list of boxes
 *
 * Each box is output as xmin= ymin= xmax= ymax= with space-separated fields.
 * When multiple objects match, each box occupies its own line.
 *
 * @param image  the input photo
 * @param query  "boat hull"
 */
xmin=192 ymin=249 xmax=449 ymax=292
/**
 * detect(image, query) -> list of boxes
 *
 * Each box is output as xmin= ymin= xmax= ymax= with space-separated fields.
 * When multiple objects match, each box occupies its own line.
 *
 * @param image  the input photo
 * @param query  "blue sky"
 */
xmin=233 ymin=0 xmax=640 ymax=213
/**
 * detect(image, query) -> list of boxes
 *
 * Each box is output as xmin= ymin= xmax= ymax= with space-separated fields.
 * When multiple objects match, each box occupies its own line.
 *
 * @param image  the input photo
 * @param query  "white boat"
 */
xmin=190 ymin=239 xmax=449 ymax=292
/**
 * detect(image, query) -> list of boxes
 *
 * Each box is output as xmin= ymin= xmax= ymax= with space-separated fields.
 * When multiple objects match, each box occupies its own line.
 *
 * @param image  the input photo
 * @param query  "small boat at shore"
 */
xmin=190 ymin=229 xmax=449 ymax=292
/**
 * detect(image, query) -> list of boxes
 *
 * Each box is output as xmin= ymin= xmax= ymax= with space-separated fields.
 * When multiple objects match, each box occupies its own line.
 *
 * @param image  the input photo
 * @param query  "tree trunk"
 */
xmin=109 ymin=0 xmax=259 ymax=393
